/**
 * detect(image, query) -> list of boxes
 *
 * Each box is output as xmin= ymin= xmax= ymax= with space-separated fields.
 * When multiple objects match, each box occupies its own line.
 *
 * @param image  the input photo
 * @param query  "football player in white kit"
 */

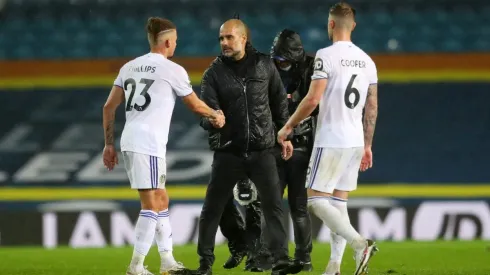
xmin=102 ymin=17 xmax=225 ymax=275
xmin=277 ymin=2 xmax=378 ymax=275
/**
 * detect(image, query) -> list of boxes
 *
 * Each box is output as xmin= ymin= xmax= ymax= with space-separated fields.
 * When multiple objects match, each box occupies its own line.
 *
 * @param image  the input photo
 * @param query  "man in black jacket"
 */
xmin=270 ymin=29 xmax=316 ymax=271
xmin=194 ymin=19 xmax=302 ymax=275
xmin=218 ymin=29 xmax=318 ymax=273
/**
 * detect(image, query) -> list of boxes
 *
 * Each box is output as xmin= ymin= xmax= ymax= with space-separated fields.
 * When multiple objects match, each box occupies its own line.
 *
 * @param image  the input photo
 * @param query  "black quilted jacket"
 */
xmin=199 ymin=44 xmax=289 ymax=154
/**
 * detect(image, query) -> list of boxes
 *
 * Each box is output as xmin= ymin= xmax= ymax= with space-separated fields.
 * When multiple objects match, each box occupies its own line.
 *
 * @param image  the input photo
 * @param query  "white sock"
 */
xmin=156 ymin=209 xmax=175 ymax=263
xmin=130 ymin=210 xmax=158 ymax=272
xmin=330 ymin=196 xmax=349 ymax=263
xmin=307 ymin=196 xmax=365 ymax=250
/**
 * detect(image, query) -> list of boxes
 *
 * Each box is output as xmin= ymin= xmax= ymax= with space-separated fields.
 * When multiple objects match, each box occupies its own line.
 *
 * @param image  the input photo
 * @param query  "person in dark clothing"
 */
xmin=193 ymin=19 xmax=302 ymax=275
xmin=270 ymin=28 xmax=317 ymax=272
xmin=219 ymin=28 xmax=318 ymax=273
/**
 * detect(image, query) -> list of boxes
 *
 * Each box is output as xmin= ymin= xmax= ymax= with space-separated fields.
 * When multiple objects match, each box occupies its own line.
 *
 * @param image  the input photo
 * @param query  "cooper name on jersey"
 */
xmin=341 ymin=59 xmax=366 ymax=68
xmin=129 ymin=65 xmax=157 ymax=73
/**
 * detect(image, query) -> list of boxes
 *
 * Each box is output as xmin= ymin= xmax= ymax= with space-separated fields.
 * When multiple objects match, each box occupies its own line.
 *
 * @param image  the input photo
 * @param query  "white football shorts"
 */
xmin=305 ymin=147 xmax=364 ymax=193
xmin=122 ymin=151 xmax=166 ymax=190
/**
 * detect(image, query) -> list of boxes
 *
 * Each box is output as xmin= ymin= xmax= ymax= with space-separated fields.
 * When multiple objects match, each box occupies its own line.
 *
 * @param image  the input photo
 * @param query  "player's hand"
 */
xmin=210 ymin=110 xmax=225 ymax=128
xmin=277 ymin=125 xmax=293 ymax=145
xmin=360 ymin=146 xmax=373 ymax=172
xmin=280 ymin=140 xmax=294 ymax=160
xmin=103 ymin=145 xmax=118 ymax=171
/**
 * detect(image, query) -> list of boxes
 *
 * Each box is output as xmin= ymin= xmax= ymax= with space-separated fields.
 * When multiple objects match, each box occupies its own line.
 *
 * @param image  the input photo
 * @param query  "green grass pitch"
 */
xmin=0 ymin=241 xmax=489 ymax=275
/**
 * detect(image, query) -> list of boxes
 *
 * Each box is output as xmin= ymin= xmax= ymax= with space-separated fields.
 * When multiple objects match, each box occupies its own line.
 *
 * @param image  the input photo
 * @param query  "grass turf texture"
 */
xmin=0 ymin=241 xmax=489 ymax=275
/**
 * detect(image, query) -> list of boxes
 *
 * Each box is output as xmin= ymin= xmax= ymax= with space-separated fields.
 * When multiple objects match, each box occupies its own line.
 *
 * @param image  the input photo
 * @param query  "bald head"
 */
xmin=219 ymin=19 xmax=248 ymax=60
xmin=220 ymin=19 xmax=248 ymax=37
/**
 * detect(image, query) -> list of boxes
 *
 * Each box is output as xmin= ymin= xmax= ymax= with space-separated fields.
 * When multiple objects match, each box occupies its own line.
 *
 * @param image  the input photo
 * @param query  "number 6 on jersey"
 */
xmin=344 ymin=74 xmax=360 ymax=109
xmin=124 ymin=78 xmax=155 ymax=112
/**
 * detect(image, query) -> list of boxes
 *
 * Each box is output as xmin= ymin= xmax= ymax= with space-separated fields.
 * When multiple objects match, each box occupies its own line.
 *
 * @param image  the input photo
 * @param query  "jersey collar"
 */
xmin=333 ymin=41 xmax=353 ymax=45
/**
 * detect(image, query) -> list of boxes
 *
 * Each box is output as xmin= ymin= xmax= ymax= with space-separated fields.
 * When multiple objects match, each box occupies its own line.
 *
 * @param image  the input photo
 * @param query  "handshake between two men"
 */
xmin=208 ymin=109 xmax=294 ymax=161
xmin=209 ymin=109 xmax=226 ymax=128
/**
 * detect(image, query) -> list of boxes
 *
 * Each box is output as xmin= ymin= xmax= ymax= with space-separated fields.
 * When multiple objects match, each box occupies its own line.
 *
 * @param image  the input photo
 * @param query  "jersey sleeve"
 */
xmin=368 ymin=60 xmax=378 ymax=85
xmin=169 ymin=65 xmax=193 ymax=97
xmin=311 ymin=50 xmax=332 ymax=80
xmin=113 ymin=67 xmax=124 ymax=88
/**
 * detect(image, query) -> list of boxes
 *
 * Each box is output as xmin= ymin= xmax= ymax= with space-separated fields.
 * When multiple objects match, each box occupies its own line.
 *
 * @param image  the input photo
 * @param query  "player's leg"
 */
xmin=247 ymin=150 xmax=302 ymax=275
xmin=196 ymin=151 xmax=247 ymax=274
xmin=326 ymin=148 xmax=363 ymax=275
xmin=305 ymin=148 xmax=377 ymax=275
xmin=154 ymin=188 xmax=186 ymax=273
xmin=324 ymin=194 xmax=348 ymax=275
xmin=220 ymin=197 xmax=247 ymax=269
xmin=122 ymin=152 xmax=160 ymax=275
xmin=329 ymin=147 xmax=376 ymax=275
xmin=285 ymin=150 xmax=313 ymax=271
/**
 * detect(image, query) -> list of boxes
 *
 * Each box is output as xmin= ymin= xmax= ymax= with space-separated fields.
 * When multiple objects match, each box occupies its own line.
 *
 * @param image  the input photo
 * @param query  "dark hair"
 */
xmin=146 ymin=17 xmax=176 ymax=44
xmin=329 ymin=2 xmax=356 ymax=19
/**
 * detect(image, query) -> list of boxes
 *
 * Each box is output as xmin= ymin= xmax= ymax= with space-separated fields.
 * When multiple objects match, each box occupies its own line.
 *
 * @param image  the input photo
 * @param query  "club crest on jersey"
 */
xmin=314 ymin=58 xmax=323 ymax=71
xmin=159 ymin=174 xmax=166 ymax=184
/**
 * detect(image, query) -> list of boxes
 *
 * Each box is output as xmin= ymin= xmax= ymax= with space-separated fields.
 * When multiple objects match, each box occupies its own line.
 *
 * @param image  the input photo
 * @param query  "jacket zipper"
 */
xmin=243 ymin=83 xmax=250 ymax=157
xmin=219 ymin=59 xmax=253 ymax=157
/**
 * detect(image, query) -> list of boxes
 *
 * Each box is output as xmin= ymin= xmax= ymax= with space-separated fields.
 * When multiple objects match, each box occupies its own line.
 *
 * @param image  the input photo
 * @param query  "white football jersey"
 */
xmin=114 ymin=53 xmax=193 ymax=159
xmin=311 ymin=41 xmax=377 ymax=148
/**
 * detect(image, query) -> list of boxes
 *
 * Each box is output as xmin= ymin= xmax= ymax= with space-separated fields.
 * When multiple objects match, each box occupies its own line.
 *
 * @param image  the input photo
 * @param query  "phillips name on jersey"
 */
xmin=113 ymin=53 xmax=193 ymax=159
xmin=311 ymin=41 xmax=377 ymax=148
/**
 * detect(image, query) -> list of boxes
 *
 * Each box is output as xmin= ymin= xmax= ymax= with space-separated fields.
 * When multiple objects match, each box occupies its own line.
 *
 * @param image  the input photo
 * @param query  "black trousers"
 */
xmin=220 ymin=148 xmax=313 ymax=261
xmin=197 ymin=149 xmax=289 ymax=267
xmin=275 ymin=148 xmax=313 ymax=261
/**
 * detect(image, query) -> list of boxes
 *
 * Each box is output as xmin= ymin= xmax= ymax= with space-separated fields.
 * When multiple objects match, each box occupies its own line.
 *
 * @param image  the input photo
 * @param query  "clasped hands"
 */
xmin=210 ymin=109 xmax=225 ymax=128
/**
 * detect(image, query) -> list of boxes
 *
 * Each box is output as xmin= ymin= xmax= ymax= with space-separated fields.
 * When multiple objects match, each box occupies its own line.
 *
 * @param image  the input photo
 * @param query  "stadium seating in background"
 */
xmin=0 ymin=0 xmax=489 ymax=59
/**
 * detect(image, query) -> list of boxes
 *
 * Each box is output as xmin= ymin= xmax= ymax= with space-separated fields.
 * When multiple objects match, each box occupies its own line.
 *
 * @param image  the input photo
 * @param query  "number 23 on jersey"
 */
xmin=124 ymin=78 xmax=155 ymax=112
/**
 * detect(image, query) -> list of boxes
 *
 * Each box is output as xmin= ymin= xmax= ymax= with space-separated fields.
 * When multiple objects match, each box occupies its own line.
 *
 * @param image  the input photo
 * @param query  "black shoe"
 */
xmin=192 ymin=266 xmax=212 ymax=275
xmin=223 ymin=251 xmax=246 ymax=269
xmin=244 ymin=265 xmax=264 ymax=272
xmin=251 ymin=247 xmax=273 ymax=271
xmin=271 ymin=258 xmax=304 ymax=275
xmin=168 ymin=269 xmax=194 ymax=275
xmin=244 ymin=259 xmax=265 ymax=272
xmin=302 ymin=261 xmax=313 ymax=272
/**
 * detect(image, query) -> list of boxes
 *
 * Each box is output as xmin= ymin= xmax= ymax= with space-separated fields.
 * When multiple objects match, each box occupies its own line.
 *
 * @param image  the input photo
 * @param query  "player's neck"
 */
xmin=332 ymin=32 xmax=352 ymax=44
xmin=150 ymin=49 xmax=169 ymax=58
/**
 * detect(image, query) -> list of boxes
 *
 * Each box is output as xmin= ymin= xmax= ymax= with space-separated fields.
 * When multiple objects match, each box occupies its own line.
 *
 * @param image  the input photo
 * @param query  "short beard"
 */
xmin=223 ymin=49 xmax=242 ymax=60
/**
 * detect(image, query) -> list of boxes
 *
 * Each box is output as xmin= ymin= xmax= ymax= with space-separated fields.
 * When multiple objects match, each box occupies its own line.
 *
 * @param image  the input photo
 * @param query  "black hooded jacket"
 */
xmin=199 ymin=43 xmax=289 ymax=154
xmin=271 ymin=29 xmax=318 ymax=152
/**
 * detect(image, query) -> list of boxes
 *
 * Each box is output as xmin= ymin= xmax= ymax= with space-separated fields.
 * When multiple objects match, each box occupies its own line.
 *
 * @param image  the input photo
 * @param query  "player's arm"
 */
xmin=181 ymin=92 xmax=222 ymax=121
xmin=171 ymin=66 xmax=223 ymax=126
xmin=305 ymin=58 xmax=320 ymax=117
xmin=284 ymin=79 xmax=327 ymax=131
xmin=268 ymin=60 xmax=290 ymax=130
xmin=103 ymin=85 xmax=125 ymax=146
xmin=198 ymin=68 xmax=222 ymax=130
xmin=363 ymin=84 xmax=378 ymax=148
xmin=284 ymin=55 xmax=329 ymax=131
